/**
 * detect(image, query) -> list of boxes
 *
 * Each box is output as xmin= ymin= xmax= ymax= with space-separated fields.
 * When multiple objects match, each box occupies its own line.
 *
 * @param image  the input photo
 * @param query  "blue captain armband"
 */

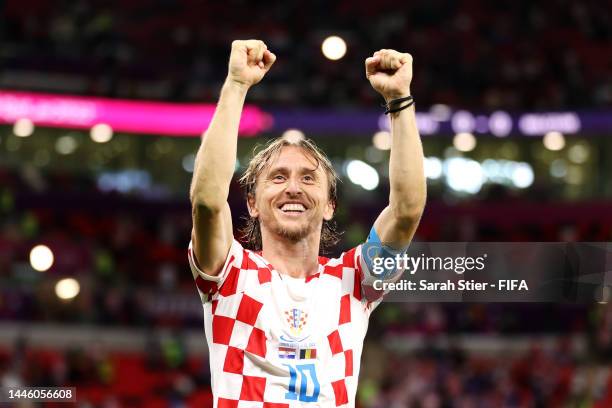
xmin=361 ymin=227 xmax=409 ymax=281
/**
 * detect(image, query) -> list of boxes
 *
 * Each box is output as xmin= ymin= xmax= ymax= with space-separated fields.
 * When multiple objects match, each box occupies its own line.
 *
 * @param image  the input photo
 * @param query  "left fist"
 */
xmin=365 ymin=49 xmax=413 ymax=101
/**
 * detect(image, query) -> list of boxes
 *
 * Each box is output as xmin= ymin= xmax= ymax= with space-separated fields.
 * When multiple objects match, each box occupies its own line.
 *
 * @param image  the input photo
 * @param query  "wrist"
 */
xmin=224 ymin=77 xmax=251 ymax=94
xmin=383 ymin=91 xmax=411 ymax=103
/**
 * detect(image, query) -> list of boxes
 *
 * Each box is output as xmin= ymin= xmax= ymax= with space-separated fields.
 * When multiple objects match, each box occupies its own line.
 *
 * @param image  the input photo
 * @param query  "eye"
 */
xmin=303 ymin=174 xmax=315 ymax=183
xmin=272 ymin=174 xmax=286 ymax=182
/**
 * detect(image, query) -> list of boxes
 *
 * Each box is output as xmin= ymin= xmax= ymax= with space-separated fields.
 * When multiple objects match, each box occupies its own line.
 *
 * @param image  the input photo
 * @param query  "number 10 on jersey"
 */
xmin=283 ymin=363 xmax=320 ymax=402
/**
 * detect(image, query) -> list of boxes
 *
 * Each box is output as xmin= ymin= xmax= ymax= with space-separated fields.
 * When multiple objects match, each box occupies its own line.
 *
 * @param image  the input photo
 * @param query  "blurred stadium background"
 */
xmin=1 ymin=0 xmax=611 ymax=407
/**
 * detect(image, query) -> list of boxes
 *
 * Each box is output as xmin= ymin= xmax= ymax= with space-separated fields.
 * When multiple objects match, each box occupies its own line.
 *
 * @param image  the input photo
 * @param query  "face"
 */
xmin=247 ymin=146 xmax=334 ymax=243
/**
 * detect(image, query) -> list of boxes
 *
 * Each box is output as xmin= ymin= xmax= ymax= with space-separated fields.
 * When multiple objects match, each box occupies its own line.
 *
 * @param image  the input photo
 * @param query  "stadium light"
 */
xmin=453 ymin=132 xmax=476 ymax=152
xmin=90 ymin=123 xmax=113 ymax=143
xmin=543 ymin=131 xmax=565 ymax=151
xmin=321 ymin=36 xmax=347 ymax=61
xmin=511 ymin=163 xmax=534 ymax=188
xmin=182 ymin=153 xmax=196 ymax=173
xmin=30 ymin=245 xmax=54 ymax=272
xmin=372 ymin=131 xmax=391 ymax=150
xmin=55 ymin=278 xmax=80 ymax=300
xmin=13 ymin=118 xmax=34 ymax=137
xmin=489 ymin=111 xmax=513 ymax=137
xmin=55 ymin=135 xmax=78 ymax=155
xmin=424 ymin=157 xmax=443 ymax=180
xmin=568 ymin=143 xmax=589 ymax=164
xmin=550 ymin=159 xmax=567 ymax=178
xmin=451 ymin=110 xmax=475 ymax=133
xmin=346 ymin=160 xmax=379 ymax=191
xmin=429 ymin=104 xmax=452 ymax=122
xmin=445 ymin=158 xmax=484 ymax=194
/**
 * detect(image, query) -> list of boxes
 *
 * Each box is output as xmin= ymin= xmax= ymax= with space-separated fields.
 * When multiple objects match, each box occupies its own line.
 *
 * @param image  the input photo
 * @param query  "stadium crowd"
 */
xmin=2 ymin=0 xmax=611 ymax=109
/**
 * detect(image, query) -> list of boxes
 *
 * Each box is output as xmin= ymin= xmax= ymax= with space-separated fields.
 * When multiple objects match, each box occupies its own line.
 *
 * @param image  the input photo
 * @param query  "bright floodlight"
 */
xmin=321 ymin=36 xmax=347 ymax=61
xmin=14 ymin=118 xmax=34 ymax=137
xmin=91 ymin=123 xmax=113 ymax=143
xmin=453 ymin=132 xmax=476 ymax=152
xmin=445 ymin=158 xmax=484 ymax=194
xmin=372 ymin=131 xmax=391 ymax=150
xmin=346 ymin=160 xmax=379 ymax=191
xmin=543 ymin=131 xmax=565 ymax=151
xmin=424 ymin=157 xmax=443 ymax=180
xmin=55 ymin=278 xmax=80 ymax=300
xmin=511 ymin=163 xmax=534 ymax=188
xmin=489 ymin=111 xmax=513 ymax=137
xmin=30 ymin=245 xmax=54 ymax=272
xmin=282 ymin=129 xmax=305 ymax=143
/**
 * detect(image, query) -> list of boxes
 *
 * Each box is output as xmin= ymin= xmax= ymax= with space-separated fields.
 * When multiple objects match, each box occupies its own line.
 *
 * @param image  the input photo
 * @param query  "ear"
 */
xmin=323 ymin=200 xmax=334 ymax=221
xmin=247 ymin=193 xmax=259 ymax=218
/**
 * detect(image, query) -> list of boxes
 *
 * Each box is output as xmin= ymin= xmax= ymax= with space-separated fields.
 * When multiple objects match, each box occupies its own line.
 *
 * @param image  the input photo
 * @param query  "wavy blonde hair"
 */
xmin=238 ymin=134 xmax=340 ymax=252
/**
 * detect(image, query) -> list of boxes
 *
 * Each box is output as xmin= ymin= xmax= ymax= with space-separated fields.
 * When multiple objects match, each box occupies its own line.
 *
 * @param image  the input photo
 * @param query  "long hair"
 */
xmin=238 ymin=134 xmax=341 ymax=253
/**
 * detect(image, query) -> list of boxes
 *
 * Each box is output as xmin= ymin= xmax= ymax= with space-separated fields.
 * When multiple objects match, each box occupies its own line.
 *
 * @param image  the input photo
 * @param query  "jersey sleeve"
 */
xmin=188 ymin=239 xmax=244 ymax=303
xmin=354 ymin=243 xmax=405 ymax=312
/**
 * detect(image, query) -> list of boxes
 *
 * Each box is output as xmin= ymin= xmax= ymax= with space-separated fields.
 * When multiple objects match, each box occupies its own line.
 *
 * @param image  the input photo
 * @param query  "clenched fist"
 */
xmin=228 ymin=40 xmax=276 ymax=88
xmin=365 ymin=49 xmax=413 ymax=101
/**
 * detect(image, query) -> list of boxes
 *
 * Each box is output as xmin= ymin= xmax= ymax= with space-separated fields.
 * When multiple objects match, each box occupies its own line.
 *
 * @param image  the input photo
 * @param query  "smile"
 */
xmin=277 ymin=202 xmax=308 ymax=216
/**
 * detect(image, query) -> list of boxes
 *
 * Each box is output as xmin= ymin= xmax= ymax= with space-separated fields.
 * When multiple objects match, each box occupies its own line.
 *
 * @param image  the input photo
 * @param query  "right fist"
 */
xmin=228 ymin=40 xmax=276 ymax=88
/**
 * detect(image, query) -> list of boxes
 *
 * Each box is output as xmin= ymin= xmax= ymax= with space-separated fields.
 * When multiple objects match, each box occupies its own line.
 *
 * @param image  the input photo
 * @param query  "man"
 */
xmin=188 ymin=39 xmax=425 ymax=407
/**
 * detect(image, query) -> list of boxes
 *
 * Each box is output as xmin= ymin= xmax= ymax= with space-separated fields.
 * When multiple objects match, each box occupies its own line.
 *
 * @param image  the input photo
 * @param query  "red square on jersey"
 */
xmin=342 ymin=248 xmax=356 ymax=268
xmin=344 ymin=349 xmax=353 ymax=377
xmin=263 ymin=403 xmax=290 ymax=408
xmin=339 ymin=294 xmax=351 ymax=325
xmin=246 ymin=327 xmax=267 ymax=358
xmin=223 ymin=346 xmax=244 ymax=374
xmin=195 ymin=276 xmax=218 ymax=297
xmin=324 ymin=264 xmax=343 ymax=279
xmin=236 ymin=294 xmax=264 ymax=326
xmin=219 ymin=266 xmax=241 ymax=297
xmin=212 ymin=315 xmax=235 ymax=345
xmin=240 ymin=375 xmax=266 ymax=402
xmin=258 ymin=267 xmax=272 ymax=284
xmin=331 ymin=379 xmax=349 ymax=406
xmin=217 ymin=398 xmax=239 ymax=408
xmin=327 ymin=330 xmax=344 ymax=355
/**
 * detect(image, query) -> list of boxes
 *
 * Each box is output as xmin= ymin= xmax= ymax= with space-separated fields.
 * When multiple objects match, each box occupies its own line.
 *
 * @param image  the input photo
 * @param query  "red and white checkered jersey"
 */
xmin=188 ymin=239 xmax=383 ymax=408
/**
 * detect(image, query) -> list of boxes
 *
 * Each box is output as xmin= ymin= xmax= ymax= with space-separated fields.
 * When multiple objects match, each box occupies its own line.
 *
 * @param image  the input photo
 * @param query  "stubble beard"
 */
xmin=274 ymin=222 xmax=313 ymax=242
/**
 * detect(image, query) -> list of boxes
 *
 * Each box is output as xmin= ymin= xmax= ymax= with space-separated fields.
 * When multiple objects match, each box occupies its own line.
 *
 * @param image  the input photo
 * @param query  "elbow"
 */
xmin=190 ymin=192 xmax=226 ymax=217
xmin=392 ymin=202 xmax=425 ymax=227
xmin=390 ymin=192 xmax=427 ymax=226
xmin=189 ymin=176 xmax=229 ymax=214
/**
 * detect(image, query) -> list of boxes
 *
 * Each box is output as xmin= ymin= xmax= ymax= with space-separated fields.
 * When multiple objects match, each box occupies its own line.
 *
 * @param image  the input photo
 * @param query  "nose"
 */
xmin=284 ymin=176 xmax=302 ymax=195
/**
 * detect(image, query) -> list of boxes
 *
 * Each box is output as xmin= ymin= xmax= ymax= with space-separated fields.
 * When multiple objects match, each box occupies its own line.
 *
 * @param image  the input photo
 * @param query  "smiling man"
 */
xmin=188 ymin=40 xmax=426 ymax=407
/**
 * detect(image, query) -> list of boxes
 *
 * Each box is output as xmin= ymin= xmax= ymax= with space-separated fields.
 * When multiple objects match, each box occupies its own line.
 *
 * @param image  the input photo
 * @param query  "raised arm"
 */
xmin=365 ymin=49 xmax=426 ymax=248
xmin=190 ymin=40 xmax=275 ymax=276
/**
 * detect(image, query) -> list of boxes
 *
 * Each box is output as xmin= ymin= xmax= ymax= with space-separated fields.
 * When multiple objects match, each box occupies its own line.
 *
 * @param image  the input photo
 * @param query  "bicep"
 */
xmin=372 ymin=205 xmax=421 ymax=249
xmin=191 ymin=202 xmax=233 ymax=277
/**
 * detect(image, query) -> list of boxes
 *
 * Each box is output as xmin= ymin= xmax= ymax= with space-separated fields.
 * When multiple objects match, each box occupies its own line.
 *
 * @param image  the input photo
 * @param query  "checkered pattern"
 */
xmin=188 ymin=239 xmax=382 ymax=407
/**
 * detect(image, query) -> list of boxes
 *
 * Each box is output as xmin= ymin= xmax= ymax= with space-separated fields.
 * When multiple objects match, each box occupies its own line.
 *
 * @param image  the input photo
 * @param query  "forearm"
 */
xmin=387 ymin=103 xmax=426 ymax=220
xmin=190 ymin=79 xmax=248 ymax=209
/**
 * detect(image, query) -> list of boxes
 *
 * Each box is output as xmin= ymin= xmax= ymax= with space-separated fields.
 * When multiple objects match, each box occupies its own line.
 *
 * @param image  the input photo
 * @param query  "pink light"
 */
xmin=0 ymin=90 xmax=272 ymax=136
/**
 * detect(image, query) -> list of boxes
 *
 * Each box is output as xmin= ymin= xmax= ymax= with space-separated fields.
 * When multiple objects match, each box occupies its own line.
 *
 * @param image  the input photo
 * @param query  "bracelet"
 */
xmin=382 ymin=96 xmax=414 ymax=114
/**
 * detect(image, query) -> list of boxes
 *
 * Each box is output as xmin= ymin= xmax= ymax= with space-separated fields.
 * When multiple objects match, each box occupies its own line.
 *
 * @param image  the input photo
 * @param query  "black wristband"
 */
xmin=383 ymin=96 xmax=414 ymax=114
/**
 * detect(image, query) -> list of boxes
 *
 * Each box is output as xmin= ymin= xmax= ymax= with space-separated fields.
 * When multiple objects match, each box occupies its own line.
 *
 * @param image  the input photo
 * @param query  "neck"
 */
xmin=260 ymin=227 xmax=321 ymax=278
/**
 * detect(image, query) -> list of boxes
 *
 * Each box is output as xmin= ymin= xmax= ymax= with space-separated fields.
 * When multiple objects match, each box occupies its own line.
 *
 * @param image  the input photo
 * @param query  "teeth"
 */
xmin=281 ymin=203 xmax=306 ymax=212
